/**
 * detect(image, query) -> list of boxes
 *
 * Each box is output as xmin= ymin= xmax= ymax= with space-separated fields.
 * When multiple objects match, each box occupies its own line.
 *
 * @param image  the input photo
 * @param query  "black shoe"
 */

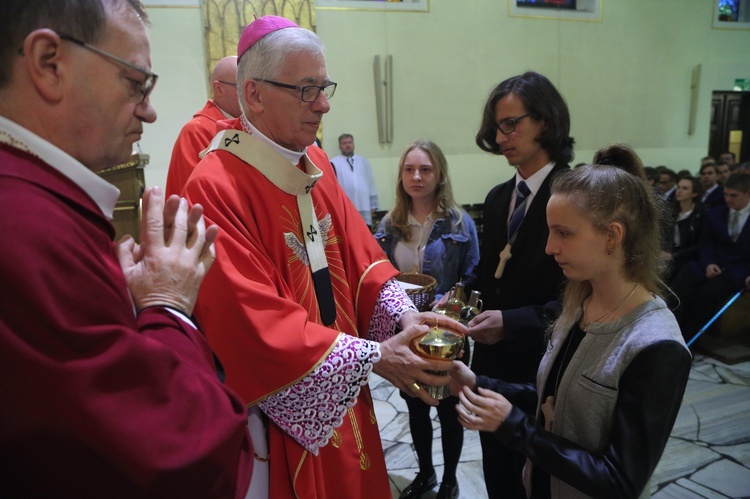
xmin=436 ymin=481 xmax=459 ymax=499
xmin=399 ymin=471 xmax=437 ymax=499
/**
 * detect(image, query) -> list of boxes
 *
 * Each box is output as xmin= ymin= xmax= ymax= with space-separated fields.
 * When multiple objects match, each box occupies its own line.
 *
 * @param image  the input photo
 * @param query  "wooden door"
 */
xmin=709 ymin=91 xmax=750 ymax=163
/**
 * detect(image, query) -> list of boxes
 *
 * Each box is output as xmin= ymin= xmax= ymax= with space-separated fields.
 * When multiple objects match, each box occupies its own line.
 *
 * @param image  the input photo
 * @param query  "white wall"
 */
xmin=139 ymin=4 xmax=206 ymax=191
xmin=140 ymin=1 xmax=750 ymax=210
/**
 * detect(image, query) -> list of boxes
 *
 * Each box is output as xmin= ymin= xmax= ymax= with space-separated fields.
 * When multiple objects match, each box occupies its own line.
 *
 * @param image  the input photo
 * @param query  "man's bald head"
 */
xmin=211 ymin=56 xmax=240 ymax=118
xmin=212 ymin=56 xmax=237 ymax=82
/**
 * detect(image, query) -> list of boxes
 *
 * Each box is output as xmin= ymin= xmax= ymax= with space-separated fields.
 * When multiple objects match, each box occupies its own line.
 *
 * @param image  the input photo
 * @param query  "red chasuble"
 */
xmin=0 ymin=145 xmax=252 ymax=498
xmin=184 ymin=119 xmax=399 ymax=498
xmin=165 ymin=100 xmax=227 ymax=197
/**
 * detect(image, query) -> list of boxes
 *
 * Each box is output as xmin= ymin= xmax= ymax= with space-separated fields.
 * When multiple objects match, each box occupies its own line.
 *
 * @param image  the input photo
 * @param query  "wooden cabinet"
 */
xmin=97 ymin=153 xmax=148 ymax=242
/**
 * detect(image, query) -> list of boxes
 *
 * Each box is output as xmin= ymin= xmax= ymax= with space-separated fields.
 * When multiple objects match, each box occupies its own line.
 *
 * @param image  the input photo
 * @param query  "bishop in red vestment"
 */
xmin=182 ymin=16 xmax=456 ymax=499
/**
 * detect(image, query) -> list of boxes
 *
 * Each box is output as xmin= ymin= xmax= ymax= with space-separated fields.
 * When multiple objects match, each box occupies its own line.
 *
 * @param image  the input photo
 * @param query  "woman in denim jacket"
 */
xmin=374 ymin=140 xmax=479 ymax=499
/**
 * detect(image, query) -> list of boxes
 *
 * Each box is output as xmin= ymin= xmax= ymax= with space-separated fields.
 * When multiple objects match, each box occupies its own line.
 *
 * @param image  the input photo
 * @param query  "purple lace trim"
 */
xmin=368 ymin=278 xmax=417 ymax=342
xmin=258 ymin=334 xmax=380 ymax=454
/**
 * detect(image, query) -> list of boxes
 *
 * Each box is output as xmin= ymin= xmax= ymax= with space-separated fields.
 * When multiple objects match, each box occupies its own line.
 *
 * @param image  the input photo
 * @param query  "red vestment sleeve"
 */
xmin=165 ymin=100 xmax=227 ymax=197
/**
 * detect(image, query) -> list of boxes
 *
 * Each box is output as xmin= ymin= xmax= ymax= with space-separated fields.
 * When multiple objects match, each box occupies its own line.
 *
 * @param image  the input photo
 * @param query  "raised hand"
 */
xmin=117 ymin=186 xmax=218 ymax=315
xmin=456 ymin=386 xmax=512 ymax=433
xmin=448 ymin=360 xmax=477 ymax=397
xmin=466 ymin=310 xmax=506 ymax=345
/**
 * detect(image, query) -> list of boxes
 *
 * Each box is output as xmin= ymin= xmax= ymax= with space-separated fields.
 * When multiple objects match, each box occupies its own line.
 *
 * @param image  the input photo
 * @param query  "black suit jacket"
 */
xmin=689 ymin=204 xmax=750 ymax=287
xmin=473 ymin=163 xmax=569 ymax=383
xmin=702 ymin=185 xmax=726 ymax=209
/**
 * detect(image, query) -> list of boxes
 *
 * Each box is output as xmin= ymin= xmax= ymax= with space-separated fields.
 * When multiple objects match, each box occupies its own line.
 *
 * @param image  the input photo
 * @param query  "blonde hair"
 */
xmin=388 ymin=139 xmax=462 ymax=241
xmin=552 ymin=145 xmax=666 ymax=332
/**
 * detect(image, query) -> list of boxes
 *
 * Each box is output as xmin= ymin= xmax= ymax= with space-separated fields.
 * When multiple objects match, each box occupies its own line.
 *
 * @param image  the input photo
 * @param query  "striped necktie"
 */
xmin=729 ymin=210 xmax=741 ymax=242
xmin=507 ymin=180 xmax=531 ymax=242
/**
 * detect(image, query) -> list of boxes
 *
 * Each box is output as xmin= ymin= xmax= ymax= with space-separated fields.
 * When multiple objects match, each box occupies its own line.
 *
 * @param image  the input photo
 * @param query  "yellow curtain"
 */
xmin=201 ymin=0 xmax=316 ymax=79
xmin=200 ymin=0 xmax=318 ymax=139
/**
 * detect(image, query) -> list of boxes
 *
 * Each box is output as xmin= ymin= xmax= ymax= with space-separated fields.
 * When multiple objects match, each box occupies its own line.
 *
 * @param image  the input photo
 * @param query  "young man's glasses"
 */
xmin=496 ymin=113 xmax=530 ymax=135
xmin=58 ymin=33 xmax=158 ymax=103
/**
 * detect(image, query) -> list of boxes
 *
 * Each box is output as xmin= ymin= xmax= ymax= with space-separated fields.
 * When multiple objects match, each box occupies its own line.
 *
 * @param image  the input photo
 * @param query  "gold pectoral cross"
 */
xmin=494 ymin=243 xmax=512 ymax=279
xmin=541 ymin=395 xmax=555 ymax=432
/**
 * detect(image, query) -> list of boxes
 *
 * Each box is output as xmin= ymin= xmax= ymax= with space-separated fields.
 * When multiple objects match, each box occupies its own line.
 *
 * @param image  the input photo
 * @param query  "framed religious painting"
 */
xmin=315 ymin=0 xmax=429 ymax=12
xmin=509 ymin=0 xmax=602 ymax=21
xmin=713 ymin=0 xmax=750 ymax=30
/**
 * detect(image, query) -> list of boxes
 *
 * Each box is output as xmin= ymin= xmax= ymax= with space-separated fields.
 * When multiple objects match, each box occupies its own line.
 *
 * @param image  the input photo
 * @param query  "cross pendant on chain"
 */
xmin=494 ymin=242 xmax=512 ymax=279
xmin=541 ymin=395 xmax=555 ymax=432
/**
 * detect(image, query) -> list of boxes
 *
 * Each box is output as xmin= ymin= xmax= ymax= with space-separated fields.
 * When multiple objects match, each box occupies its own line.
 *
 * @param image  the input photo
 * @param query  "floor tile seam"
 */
xmin=710 ymin=452 xmax=750 ymax=470
xmin=665 ymin=478 xmax=732 ymax=499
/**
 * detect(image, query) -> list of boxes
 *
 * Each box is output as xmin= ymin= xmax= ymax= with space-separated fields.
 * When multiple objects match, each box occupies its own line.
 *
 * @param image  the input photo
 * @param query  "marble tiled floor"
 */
xmin=371 ymin=355 xmax=750 ymax=498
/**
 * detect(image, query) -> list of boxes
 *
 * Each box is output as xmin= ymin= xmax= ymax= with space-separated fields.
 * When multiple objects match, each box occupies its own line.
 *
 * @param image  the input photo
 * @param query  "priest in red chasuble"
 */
xmin=0 ymin=0 xmax=252 ymax=496
xmin=182 ymin=16 xmax=461 ymax=499
xmin=166 ymin=55 xmax=241 ymax=197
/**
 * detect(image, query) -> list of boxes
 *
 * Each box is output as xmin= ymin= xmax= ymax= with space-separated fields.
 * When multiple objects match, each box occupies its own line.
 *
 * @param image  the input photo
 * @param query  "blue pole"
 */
xmin=686 ymin=289 xmax=746 ymax=348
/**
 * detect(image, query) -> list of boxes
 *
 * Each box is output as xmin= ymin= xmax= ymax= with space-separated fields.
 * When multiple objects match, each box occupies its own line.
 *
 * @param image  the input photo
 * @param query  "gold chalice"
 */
xmin=411 ymin=320 xmax=465 ymax=399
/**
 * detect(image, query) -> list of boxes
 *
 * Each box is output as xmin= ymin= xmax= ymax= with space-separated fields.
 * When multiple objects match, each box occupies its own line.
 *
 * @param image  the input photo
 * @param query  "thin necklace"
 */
xmin=580 ymin=282 xmax=639 ymax=332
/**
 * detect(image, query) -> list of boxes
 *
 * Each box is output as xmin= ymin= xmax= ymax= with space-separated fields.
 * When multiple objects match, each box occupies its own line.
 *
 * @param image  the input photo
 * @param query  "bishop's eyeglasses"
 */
xmin=254 ymin=78 xmax=337 ymax=103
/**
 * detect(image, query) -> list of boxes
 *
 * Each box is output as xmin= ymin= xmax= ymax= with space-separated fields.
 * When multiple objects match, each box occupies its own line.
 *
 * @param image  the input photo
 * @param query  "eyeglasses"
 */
xmin=217 ymin=80 xmax=237 ymax=87
xmin=58 ymin=33 xmax=158 ymax=103
xmin=495 ymin=113 xmax=530 ymax=135
xmin=254 ymin=78 xmax=337 ymax=103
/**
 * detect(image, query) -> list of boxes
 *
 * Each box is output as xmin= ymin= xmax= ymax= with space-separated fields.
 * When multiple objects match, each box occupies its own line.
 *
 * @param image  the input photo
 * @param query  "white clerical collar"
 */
xmin=0 ymin=115 xmax=119 ymax=219
xmin=215 ymin=101 xmax=234 ymax=120
xmin=515 ymin=161 xmax=555 ymax=196
xmin=241 ymin=114 xmax=305 ymax=166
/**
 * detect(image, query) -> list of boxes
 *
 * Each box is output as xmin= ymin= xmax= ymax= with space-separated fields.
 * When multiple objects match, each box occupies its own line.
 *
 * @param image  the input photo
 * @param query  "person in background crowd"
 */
xmin=671 ymin=173 xmax=750 ymax=343
xmin=719 ymin=151 xmax=736 ymax=168
xmin=665 ymin=176 xmax=706 ymax=281
xmin=656 ymin=166 xmax=677 ymax=203
xmin=676 ymin=169 xmax=692 ymax=180
xmin=330 ymin=133 xmax=380 ymax=227
xmin=699 ymin=162 xmax=725 ymax=208
xmin=700 ymin=156 xmax=716 ymax=169
xmin=716 ymin=161 xmax=731 ymax=184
